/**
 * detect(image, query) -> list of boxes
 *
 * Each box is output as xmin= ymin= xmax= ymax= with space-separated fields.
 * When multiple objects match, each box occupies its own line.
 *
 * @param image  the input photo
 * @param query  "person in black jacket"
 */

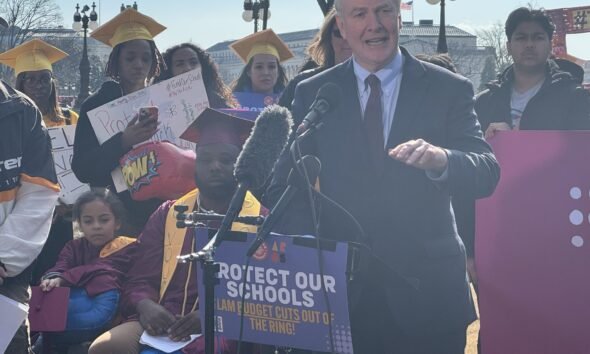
xmin=72 ymin=8 xmax=166 ymax=236
xmin=266 ymin=0 xmax=499 ymax=351
xmin=467 ymin=8 xmax=589 ymax=353
xmin=0 ymin=79 xmax=59 ymax=353
xmin=477 ymin=7 xmax=590 ymax=140
xmin=466 ymin=7 xmax=590 ymax=264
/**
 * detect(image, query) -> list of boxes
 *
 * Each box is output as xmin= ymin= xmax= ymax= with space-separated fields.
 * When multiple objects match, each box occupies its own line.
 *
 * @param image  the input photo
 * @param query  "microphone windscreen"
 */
xmin=287 ymin=155 xmax=322 ymax=189
xmin=234 ymin=104 xmax=293 ymax=188
xmin=316 ymin=82 xmax=342 ymax=110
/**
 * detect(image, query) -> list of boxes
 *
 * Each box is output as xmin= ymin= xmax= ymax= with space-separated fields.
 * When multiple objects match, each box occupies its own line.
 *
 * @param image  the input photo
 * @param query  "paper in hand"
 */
xmin=139 ymin=331 xmax=201 ymax=353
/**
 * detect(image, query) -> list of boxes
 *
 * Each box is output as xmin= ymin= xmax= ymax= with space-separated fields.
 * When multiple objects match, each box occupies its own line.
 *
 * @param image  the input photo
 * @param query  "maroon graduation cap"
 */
xmin=28 ymin=286 xmax=70 ymax=332
xmin=180 ymin=108 xmax=254 ymax=148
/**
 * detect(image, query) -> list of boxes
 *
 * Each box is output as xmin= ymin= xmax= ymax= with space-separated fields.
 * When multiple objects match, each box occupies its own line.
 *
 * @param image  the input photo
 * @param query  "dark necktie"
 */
xmin=364 ymin=74 xmax=384 ymax=171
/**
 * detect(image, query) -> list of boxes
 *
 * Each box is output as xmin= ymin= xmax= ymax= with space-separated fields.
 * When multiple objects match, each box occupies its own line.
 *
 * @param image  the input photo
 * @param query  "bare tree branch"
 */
xmin=476 ymin=22 xmax=513 ymax=75
xmin=479 ymin=55 xmax=497 ymax=91
xmin=0 ymin=0 xmax=63 ymax=81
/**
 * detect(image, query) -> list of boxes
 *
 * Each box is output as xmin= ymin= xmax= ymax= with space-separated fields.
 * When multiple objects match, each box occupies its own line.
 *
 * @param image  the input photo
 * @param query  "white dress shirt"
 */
xmin=351 ymin=49 xmax=449 ymax=180
xmin=352 ymin=48 xmax=404 ymax=147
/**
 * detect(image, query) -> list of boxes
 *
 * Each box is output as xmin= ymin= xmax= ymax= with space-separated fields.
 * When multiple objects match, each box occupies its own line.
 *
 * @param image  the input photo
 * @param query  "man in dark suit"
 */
xmin=266 ymin=0 xmax=500 ymax=352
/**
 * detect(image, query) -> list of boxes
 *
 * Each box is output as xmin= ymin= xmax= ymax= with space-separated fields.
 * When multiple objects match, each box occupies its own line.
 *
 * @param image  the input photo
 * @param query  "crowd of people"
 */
xmin=0 ymin=0 xmax=589 ymax=353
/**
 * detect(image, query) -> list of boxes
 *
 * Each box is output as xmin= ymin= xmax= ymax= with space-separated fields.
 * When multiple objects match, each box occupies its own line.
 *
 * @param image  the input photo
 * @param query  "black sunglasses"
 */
xmin=23 ymin=74 xmax=53 ymax=86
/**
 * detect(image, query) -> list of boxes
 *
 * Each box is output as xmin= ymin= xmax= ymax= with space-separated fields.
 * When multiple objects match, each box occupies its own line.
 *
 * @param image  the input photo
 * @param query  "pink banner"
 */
xmin=476 ymin=131 xmax=590 ymax=354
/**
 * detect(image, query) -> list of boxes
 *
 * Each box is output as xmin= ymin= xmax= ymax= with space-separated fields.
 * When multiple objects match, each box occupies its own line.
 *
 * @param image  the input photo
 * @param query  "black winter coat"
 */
xmin=475 ymin=60 xmax=590 ymax=131
xmin=72 ymin=81 xmax=163 ymax=235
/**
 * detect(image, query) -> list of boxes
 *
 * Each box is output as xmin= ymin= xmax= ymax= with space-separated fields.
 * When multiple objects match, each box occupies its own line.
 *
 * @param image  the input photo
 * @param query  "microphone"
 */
xmin=296 ymin=82 xmax=342 ymax=135
xmin=246 ymin=155 xmax=322 ymax=257
xmin=198 ymin=105 xmax=292 ymax=256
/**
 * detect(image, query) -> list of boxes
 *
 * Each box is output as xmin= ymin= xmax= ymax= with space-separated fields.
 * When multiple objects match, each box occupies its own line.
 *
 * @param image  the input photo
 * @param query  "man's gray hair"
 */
xmin=334 ymin=0 xmax=401 ymax=14
xmin=334 ymin=0 xmax=342 ymax=14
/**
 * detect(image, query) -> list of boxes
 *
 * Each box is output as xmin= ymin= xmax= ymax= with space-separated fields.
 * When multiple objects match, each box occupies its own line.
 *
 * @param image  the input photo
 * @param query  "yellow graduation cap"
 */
xmin=0 ymin=39 xmax=68 ymax=76
xmin=91 ymin=8 xmax=165 ymax=48
xmin=230 ymin=29 xmax=294 ymax=64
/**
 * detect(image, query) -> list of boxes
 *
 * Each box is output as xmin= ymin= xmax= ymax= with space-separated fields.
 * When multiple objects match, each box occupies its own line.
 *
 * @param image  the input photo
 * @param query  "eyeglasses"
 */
xmin=23 ymin=74 xmax=53 ymax=87
xmin=332 ymin=28 xmax=343 ymax=39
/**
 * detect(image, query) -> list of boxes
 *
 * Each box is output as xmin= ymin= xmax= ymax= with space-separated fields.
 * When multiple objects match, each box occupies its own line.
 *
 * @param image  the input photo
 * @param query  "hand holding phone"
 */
xmin=122 ymin=106 xmax=160 ymax=148
xmin=139 ymin=106 xmax=158 ymax=123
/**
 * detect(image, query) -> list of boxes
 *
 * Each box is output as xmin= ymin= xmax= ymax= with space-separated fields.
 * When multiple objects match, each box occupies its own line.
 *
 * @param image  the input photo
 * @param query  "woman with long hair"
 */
xmin=230 ymin=29 xmax=293 ymax=109
xmin=71 ymin=8 xmax=166 ymax=236
xmin=278 ymin=7 xmax=352 ymax=110
xmin=157 ymin=42 xmax=236 ymax=108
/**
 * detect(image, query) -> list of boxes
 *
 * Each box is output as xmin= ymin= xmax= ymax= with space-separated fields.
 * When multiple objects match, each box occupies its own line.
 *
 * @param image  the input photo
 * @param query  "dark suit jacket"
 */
xmin=266 ymin=47 xmax=500 ymax=334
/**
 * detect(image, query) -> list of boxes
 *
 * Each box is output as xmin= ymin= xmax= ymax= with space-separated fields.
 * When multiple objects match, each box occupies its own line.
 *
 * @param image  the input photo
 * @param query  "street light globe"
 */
xmin=242 ymin=10 xmax=253 ymax=22
xmin=426 ymin=0 xmax=441 ymax=4
xmin=88 ymin=21 xmax=98 ymax=30
xmin=72 ymin=21 xmax=82 ymax=31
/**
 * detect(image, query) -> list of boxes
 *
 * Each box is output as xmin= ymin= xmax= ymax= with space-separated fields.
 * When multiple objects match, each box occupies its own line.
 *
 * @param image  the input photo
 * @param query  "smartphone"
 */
xmin=138 ymin=106 xmax=158 ymax=122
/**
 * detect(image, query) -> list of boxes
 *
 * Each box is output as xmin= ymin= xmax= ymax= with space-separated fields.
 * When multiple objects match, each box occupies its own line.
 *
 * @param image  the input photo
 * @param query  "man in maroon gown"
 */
xmin=89 ymin=110 xmax=264 ymax=354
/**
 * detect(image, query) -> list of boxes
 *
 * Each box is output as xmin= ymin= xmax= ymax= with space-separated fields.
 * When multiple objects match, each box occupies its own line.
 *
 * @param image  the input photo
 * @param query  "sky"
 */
xmin=55 ymin=0 xmax=590 ymax=60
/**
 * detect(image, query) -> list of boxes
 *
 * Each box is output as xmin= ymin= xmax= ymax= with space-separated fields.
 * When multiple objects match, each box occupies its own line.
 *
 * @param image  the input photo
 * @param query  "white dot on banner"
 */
xmin=569 ymin=210 xmax=583 ymax=225
xmin=571 ymin=235 xmax=584 ymax=248
xmin=570 ymin=187 xmax=582 ymax=199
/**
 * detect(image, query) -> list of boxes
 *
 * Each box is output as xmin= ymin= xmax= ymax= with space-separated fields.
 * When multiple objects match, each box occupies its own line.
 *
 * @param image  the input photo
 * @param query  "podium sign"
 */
xmin=195 ymin=229 xmax=353 ymax=353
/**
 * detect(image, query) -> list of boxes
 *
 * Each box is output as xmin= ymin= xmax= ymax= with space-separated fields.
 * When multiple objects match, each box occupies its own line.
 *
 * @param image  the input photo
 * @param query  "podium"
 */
xmin=194 ymin=228 xmax=354 ymax=353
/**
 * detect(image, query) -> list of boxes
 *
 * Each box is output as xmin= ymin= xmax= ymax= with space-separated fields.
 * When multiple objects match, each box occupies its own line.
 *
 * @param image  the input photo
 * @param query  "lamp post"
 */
xmin=242 ymin=0 xmax=271 ymax=33
xmin=61 ymin=82 xmax=76 ymax=102
xmin=72 ymin=2 xmax=98 ymax=109
xmin=426 ymin=0 xmax=455 ymax=53
xmin=70 ymin=83 xmax=77 ymax=97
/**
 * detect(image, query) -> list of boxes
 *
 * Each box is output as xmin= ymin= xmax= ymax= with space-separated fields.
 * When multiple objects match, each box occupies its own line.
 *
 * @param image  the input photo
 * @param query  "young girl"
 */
xmin=230 ymin=29 xmax=292 ymax=110
xmin=39 ymin=188 xmax=137 ymax=349
xmin=72 ymin=8 xmax=167 ymax=236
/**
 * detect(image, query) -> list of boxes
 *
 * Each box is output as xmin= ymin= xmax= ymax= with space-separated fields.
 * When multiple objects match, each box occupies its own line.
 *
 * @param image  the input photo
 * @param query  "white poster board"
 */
xmin=47 ymin=125 xmax=90 ymax=204
xmin=87 ymin=68 xmax=208 ymax=151
xmin=87 ymin=69 xmax=209 ymax=192
xmin=0 ymin=295 xmax=28 ymax=353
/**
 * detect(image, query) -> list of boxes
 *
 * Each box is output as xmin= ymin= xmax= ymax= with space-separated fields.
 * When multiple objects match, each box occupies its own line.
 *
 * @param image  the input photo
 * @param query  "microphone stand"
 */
xmin=295 ymin=120 xmax=322 ymax=141
xmin=174 ymin=209 xmax=264 ymax=231
xmin=175 ymin=205 xmax=262 ymax=354
xmin=178 ymin=117 xmax=320 ymax=354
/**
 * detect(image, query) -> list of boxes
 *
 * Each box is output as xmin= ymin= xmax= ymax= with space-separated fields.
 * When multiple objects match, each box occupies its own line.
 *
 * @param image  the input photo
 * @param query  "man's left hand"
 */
xmin=168 ymin=311 xmax=201 ymax=342
xmin=388 ymin=139 xmax=448 ymax=173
